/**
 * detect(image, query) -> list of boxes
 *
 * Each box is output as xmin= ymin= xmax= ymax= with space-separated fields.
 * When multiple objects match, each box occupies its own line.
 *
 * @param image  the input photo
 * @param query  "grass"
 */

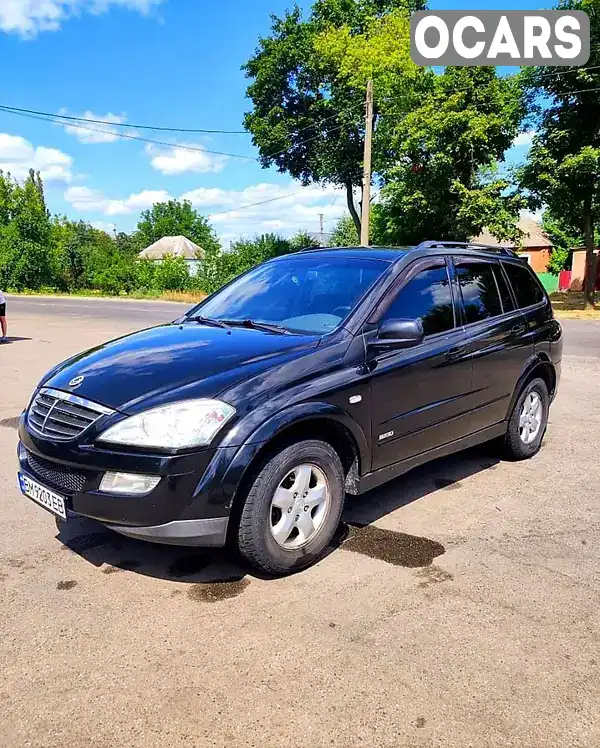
xmin=6 ymin=288 xmax=207 ymax=304
xmin=549 ymin=292 xmax=600 ymax=320
xmin=7 ymin=287 xmax=600 ymax=319
xmin=160 ymin=290 xmax=207 ymax=304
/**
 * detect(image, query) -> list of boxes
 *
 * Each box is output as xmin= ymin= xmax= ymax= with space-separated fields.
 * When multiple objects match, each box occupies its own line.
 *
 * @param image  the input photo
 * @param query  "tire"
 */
xmin=237 ymin=440 xmax=345 ymax=575
xmin=504 ymin=377 xmax=549 ymax=461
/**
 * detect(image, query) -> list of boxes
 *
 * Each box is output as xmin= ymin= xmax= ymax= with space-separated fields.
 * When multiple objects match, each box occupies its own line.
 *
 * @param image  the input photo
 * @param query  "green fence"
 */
xmin=536 ymin=273 xmax=559 ymax=293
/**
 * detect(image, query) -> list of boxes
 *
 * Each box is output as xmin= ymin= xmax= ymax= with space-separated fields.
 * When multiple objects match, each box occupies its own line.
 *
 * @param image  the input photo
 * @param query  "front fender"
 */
xmin=218 ymin=401 xmax=369 ymax=512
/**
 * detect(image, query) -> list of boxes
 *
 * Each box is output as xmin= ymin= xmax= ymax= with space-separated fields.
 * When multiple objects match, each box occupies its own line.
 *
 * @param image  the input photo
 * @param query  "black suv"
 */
xmin=17 ymin=242 xmax=562 ymax=574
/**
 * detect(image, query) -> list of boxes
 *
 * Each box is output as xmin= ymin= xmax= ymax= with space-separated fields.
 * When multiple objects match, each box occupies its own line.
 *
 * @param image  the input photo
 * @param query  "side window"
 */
xmin=383 ymin=265 xmax=454 ymax=337
xmin=503 ymin=262 xmax=545 ymax=308
xmin=455 ymin=262 xmax=503 ymax=323
xmin=493 ymin=264 xmax=514 ymax=313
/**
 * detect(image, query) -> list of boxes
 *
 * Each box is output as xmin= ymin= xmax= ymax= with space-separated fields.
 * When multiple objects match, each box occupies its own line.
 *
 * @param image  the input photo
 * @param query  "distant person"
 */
xmin=0 ymin=289 xmax=6 ymax=342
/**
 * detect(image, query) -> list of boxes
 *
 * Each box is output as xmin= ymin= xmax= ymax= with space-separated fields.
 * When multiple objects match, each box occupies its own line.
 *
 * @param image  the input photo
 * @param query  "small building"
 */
xmin=138 ymin=235 xmax=204 ymax=277
xmin=564 ymin=247 xmax=600 ymax=292
xmin=472 ymin=216 xmax=553 ymax=273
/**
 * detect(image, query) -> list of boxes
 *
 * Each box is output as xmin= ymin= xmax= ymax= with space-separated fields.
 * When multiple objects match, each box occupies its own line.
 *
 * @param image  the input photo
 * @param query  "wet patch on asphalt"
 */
xmin=0 ymin=416 xmax=19 ymax=429
xmin=342 ymin=524 xmax=445 ymax=568
xmin=415 ymin=564 xmax=453 ymax=588
xmin=187 ymin=578 xmax=250 ymax=603
xmin=57 ymin=580 xmax=77 ymax=590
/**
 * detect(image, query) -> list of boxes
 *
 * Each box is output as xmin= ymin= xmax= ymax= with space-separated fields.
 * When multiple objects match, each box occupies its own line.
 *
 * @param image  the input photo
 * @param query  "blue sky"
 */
xmin=0 ymin=0 xmax=539 ymax=245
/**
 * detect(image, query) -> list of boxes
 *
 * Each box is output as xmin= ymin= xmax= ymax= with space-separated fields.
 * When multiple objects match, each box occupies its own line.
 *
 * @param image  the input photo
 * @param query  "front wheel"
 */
xmin=504 ymin=377 xmax=549 ymax=460
xmin=237 ymin=440 xmax=345 ymax=575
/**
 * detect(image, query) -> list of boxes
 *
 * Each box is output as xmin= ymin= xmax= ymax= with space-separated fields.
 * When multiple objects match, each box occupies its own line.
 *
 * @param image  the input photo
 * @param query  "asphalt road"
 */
xmin=1 ymin=296 xmax=599 ymax=748
xmin=6 ymin=293 xmax=600 ymax=358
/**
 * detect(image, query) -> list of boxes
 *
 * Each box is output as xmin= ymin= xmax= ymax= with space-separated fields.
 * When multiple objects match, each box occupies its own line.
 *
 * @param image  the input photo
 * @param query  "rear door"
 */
xmin=368 ymin=257 xmax=474 ymax=471
xmin=452 ymin=257 xmax=533 ymax=432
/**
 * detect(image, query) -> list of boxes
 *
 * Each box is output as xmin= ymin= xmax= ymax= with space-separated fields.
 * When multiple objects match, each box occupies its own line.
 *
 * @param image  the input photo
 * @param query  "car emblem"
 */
xmin=69 ymin=375 xmax=85 ymax=388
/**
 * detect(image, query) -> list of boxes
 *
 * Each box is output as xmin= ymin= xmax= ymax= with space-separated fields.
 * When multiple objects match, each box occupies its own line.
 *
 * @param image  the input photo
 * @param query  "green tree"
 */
xmin=154 ymin=255 xmax=190 ymax=292
xmin=0 ymin=171 xmax=53 ymax=290
xmin=541 ymin=210 xmax=583 ymax=275
xmin=373 ymin=67 xmax=526 ymax=245
xmin=519 ymin=0 xmax=600 ymax=307
xmin=289 ymin=230 xmax=315 ymax=250
xmin=330 ymin=214 xmax=359 ymax=246
xmin=135 ymin=199 xmax=220 ymax=253
xmin=197 ymin=233 xmax=295 ymax=293
xmin=243 ymin=0 xmax=424 ymax=237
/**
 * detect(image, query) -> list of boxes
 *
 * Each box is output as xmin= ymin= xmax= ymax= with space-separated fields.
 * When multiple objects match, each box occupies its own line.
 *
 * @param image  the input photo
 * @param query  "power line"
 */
xmin=553 ymin=86 xmax=600 ymax=97
xmin=532 ymin=64 xmax=600 ymax=80
xmin=0 ymin=102 xmax=363 ymax=164
xmin=0 ymin=105 xmax=248 ymax=134
xmin=0 ymin=105 xmax=258 ymax=161
xmin=206 ymin=189 xmax=312 ymax=219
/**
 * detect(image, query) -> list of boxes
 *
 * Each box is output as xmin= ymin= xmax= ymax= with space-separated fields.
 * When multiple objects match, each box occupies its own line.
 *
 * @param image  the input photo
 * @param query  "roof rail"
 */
xmin=417 ymin=240 xmax=519 ymax=258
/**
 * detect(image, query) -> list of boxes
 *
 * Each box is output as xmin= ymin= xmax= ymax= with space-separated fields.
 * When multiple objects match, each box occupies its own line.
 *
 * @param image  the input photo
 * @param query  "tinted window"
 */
xmin=193 ymin=256 xmax=388 ymax=334
xmin=455 ymin=262 xmax=502 ymax=323
xmin=503 ymin=262 xmax=545 ymax=308
xmin=383 ymin=265 xmax=454 ymax=336
xmin=494 ymin=264 xmax=514 ymax=312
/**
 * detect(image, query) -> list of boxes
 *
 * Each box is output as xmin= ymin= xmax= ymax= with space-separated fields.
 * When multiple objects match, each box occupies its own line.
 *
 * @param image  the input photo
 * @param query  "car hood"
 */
xmin=43 ymin=323 xmax=320 ymax=413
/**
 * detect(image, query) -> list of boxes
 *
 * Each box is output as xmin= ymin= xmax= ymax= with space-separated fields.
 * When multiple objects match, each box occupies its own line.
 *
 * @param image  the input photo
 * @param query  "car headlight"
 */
xmin=97 ymin=399 xmax=236 ymax=449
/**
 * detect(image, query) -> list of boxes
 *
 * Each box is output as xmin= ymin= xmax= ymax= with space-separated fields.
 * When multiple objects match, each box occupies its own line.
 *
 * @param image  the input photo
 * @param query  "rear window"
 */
xmin=455 ymin=262 xmax=503 ymax=323
xmin=502 ymin=262 xmax=545 ymax=308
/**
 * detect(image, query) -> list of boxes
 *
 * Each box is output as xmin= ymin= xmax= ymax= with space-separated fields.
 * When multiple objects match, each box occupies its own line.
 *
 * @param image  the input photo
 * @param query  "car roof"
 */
xmin=290 ymin=242 xmax=521 ymax=263
xmin=284 ymin=246 xmax=410 ymax=262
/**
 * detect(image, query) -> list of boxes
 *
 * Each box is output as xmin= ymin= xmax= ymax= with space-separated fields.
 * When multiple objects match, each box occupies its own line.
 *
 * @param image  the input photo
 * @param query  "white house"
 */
xmin=138 ymin=235 xmax=204 ymax=276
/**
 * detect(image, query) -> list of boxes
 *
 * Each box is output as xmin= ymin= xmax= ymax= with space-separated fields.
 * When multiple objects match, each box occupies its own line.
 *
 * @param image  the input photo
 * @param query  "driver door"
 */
xmin=367 ymin=258 xmax=474 ymax=471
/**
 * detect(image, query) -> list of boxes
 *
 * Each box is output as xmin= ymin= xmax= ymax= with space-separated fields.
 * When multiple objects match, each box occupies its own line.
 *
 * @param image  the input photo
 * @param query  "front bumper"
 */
xmin=104 ymin=517 xmax=228 ymax=546
xmin=17 ymin=416 xmax=240 ymax=547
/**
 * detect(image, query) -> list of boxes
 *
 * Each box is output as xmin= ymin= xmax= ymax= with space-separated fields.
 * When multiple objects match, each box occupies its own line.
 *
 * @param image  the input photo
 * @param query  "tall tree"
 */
xmin=135 ymin=199 xmax=220 ymax=253
xmin=372 ymin=67 xmax=526 ymax=245
xmin=519 ymin=0 xmax=600 ymax=307
xmin=243 ymin=0 xmax=425 ymax=237
xmin=0 ymin=171 xmax=53 ymax=290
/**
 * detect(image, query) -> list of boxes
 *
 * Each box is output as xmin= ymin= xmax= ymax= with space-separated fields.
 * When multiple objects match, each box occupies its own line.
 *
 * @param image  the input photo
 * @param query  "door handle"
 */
xmin=445 ymin=346 xmax=467 ymax=361
xmin=511 ymin=323 xmax=527 ymax=336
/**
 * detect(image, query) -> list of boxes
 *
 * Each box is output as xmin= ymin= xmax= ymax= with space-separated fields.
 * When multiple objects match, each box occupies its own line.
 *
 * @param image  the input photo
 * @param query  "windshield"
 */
xmin=189 ymin=255 xmax=389 ymax=334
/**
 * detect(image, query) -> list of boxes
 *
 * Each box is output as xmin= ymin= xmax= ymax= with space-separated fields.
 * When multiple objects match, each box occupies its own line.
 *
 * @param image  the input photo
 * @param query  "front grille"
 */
xmin=27 ymin=387 xmax=113 ymax=442
xmin=26 ymin=449 xmax=94 ymax=493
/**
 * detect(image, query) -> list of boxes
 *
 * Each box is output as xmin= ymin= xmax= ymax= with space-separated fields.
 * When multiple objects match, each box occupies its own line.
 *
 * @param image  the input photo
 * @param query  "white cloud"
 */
xmin=59 ymin=109 xmax=127 ymax=144
xmin=181 ymin=182 xmax=346 ymax=243
xmin=148 ymin=144 xmax=228 ymax=175
xmin=0 ymin=0 xmax=164 ymax=38
xmin=63 ymin=180 xmax=349 ymax=240
xmin=513 ymin=131 xmax=536 ymax=147
xmin=64 ymin=185 xmax=171 ymax=215
xmin=0 ymin=133 xmax=74 ymax=182
xmin=91 ymin=221 xmax=116 ymax=232
xmin=522 ymin=208 xmax=544 ymax=222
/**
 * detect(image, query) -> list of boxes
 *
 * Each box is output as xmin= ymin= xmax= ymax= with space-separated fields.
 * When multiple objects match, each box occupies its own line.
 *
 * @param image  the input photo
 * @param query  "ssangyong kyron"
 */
xmin=18 ymin=242 xmax=562 ymax=574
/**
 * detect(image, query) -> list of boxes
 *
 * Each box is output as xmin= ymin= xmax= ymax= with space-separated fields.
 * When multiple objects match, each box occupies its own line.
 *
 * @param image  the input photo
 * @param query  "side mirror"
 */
xmin=369 ymin=318 xmax=424 ymax=351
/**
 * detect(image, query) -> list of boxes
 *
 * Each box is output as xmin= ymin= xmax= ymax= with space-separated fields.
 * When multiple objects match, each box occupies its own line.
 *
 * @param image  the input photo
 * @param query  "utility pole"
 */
xmin=318 ymin=213 xmax=324 ymax=246
xmin=360 ymin=79 xmax=374 ymax=247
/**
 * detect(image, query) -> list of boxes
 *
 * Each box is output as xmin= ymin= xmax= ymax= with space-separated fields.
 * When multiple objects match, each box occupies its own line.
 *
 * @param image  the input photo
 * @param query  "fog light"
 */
xmin=99 ymin=472 xmax=161 ymax=495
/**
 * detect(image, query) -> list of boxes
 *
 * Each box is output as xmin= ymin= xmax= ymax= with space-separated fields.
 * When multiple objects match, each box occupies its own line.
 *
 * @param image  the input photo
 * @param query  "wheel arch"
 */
xmin=223 ymin=406 xmax=366 ymax=542
xmin=506 ymin=354 xmax=557 ymax=420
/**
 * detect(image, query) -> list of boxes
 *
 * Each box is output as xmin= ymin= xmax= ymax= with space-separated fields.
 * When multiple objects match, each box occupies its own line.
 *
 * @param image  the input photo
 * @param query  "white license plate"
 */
xmin=18 ymin=473 xmax=66 ymax=520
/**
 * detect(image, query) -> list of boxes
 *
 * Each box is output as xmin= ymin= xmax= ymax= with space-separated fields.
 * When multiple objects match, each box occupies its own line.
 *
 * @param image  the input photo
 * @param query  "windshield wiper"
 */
xmin=184 ymin=315 xmax=230 ymax=329
xmin=220 ymin=319 xmax=288 ymax=334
